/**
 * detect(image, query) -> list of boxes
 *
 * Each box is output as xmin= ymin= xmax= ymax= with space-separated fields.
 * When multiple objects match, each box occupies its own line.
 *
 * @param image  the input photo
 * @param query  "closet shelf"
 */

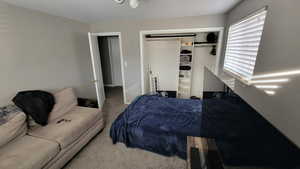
xmin=194 ymin=43 xmax=217 ymax=47
xmin=181 ymin=45 xmax=193 ymax=47
xmin=180 ymin=63 xmax=192 ymax=66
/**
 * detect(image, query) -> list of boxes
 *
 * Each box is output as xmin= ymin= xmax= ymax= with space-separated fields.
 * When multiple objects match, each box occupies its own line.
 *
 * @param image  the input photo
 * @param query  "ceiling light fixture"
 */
xmin=114 ymin=0 xmax=125 ymax=4
xmin=114 ymin=0 xmax=140 ymax=8
xmin=129 ymin=0 xmax=140 ymax=8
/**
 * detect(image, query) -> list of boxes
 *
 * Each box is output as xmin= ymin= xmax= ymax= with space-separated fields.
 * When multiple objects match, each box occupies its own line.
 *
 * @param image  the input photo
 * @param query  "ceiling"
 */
xmin=3 ymin=0 xmax=242 ymax=23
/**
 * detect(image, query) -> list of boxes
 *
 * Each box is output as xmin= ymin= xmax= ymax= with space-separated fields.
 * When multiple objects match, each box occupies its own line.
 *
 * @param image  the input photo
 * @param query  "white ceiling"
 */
xmin=3 ymin=0 xmax=241 ymax=23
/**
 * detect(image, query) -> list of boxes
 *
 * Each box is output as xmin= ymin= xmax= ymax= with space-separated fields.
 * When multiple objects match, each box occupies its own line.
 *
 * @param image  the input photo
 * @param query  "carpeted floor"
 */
xmin=63 ymin=87 xmax=186 ymax=169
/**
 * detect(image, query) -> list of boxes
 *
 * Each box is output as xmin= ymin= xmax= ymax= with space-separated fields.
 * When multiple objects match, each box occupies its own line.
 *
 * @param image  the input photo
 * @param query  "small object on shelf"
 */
xmin=180 ymin=66 xmax=191 ymax=71
xmin=180 ymin=55 xmax=192 ymax=63
xmin=182 ymin=42 xmax=193 ymax=46
xmin=179 ymin=70 xmax=191 ymax=78
xmin=181 ymin=49 xmax=192 ymax=54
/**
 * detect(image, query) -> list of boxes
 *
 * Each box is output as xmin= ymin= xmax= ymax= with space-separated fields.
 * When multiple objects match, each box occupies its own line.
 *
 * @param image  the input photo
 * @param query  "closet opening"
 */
xmin=88 ymin=32 xmax=126 ymax=109
xmin=140 ymin=28 xmax=224 ymax=99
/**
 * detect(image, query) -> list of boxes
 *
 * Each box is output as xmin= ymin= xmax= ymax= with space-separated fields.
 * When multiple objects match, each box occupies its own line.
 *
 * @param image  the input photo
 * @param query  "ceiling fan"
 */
xmin=114 ymin=0 xmax=140 ymax=8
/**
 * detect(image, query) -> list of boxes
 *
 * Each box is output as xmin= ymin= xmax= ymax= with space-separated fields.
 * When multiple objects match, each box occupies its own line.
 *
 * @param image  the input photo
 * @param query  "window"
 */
xmin=224 ymin=8 xmax=268 ymax=83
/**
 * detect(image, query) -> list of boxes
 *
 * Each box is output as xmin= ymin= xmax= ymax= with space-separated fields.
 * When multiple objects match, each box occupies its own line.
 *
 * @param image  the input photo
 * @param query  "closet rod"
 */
xmin=145 ymin=33 xmax=196 ymax=39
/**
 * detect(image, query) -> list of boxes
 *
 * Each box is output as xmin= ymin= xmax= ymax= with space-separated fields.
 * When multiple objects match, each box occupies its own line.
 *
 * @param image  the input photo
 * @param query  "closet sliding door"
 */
xmin=146 ymin=40 xmax=180 ymax=91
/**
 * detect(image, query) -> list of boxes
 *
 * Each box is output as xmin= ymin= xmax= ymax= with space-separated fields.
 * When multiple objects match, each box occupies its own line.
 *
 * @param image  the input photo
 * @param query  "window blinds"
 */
xmin=224 ymin=9 xmax=268 ymax=81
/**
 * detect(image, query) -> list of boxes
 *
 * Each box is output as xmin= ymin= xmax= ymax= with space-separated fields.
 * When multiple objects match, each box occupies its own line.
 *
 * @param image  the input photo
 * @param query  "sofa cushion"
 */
xmin=29 ymin=106 xmax=103 ymax=149
xmin=48 ymin=88 xmax=78 ymax=122
xmin=0 ymin=135 xmax=59 ymax=169
xmin=0 ymin=105 xmax=27 ymax=148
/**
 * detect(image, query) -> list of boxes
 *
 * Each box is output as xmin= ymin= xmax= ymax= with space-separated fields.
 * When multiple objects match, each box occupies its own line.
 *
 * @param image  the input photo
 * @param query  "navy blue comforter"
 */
xmin=110 ymin=95 xmax=202 ymax=159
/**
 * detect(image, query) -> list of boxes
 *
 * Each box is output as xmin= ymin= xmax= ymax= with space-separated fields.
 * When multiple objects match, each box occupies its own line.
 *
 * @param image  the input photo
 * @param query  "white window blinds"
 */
xmin=224 ymin=9 xmax=268 ymax=81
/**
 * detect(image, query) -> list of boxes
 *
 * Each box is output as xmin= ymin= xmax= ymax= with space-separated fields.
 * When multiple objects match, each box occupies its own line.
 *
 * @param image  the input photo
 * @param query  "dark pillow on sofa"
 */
xmin=12 ymin=90 xmax=55 ymax=126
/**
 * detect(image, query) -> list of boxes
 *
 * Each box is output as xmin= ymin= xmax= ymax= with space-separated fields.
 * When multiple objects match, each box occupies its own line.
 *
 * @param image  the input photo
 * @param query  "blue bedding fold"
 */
xmin=110 ymin=95 xmax=202 ymax=159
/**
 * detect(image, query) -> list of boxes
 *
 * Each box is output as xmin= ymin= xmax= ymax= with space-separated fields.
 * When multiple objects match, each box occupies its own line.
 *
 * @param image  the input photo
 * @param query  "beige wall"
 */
xmin=91 ymin=15 xmax=226 ymax=102
xmin=0 ymin=1 xmax=95 ymax=106
xmin=220 ymin=0 xmax=300 ymax=147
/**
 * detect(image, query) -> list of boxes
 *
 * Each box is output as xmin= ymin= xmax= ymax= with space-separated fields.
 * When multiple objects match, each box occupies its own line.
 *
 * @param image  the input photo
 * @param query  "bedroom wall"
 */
xmin=90 ymin=15 xmax=226 ymax=103
xmin=0 ymin=1 xmax=95 ymax=106
xmin=219 ymin=0 xmax=300 ymax=147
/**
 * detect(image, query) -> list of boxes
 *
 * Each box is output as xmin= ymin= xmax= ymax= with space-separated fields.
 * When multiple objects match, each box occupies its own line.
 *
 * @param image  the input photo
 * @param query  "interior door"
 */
xmin=88 ymin=33 xmax=105 ymax=109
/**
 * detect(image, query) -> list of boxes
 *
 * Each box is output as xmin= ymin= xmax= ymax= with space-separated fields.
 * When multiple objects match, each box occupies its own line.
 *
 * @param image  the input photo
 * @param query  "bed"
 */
xmin=110 ymin=95 xmax=202 ymax=159
xmin=110 ymin=94 xmax=300 ymax=168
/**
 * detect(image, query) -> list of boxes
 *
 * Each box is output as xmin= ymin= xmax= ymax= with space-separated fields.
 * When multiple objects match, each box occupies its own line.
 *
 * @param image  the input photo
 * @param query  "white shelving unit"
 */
xmin=177 ymin=38 xmax=194 ymax=99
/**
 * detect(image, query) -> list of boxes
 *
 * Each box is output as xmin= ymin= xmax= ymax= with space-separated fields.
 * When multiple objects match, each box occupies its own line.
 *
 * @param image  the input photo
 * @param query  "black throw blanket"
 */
xmin=13 ymin=90 xmax=55 ymax=126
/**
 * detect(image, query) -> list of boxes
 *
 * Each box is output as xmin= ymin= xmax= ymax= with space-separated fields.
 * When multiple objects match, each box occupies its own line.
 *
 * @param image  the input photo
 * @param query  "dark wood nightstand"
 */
xmin=187 ymin=136 xmax=224 ymax=169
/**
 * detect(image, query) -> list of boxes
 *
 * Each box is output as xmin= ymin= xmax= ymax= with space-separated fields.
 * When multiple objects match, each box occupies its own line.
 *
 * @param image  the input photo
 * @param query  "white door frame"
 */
xmin=89 ymin=32 xmax=127 ymax=104
xmin=139 ymin=27 xmax=224 ymax=94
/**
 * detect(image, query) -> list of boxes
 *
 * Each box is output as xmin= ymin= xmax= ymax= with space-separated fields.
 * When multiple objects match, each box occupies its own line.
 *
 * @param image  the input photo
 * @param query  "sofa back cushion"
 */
xmin=0 ymin=105 xmax=27 ymax=148
xmin=48 ymin=88 xmax=77 ymax=122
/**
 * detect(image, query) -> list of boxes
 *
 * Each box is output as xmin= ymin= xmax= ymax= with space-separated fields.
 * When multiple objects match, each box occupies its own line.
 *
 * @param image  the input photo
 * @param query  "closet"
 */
xmin=143 ymin=31 xmax=221 ymax=99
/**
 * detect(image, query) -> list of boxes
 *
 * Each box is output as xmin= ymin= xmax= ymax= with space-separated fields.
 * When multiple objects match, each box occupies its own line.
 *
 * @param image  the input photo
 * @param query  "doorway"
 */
xmin=88 ymin=32 xmax=126 ymax=109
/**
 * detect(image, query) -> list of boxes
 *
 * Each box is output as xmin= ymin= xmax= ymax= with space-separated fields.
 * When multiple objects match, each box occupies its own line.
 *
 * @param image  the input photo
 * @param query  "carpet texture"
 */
xmin=63 ymin=87 xmax=186 ymax=169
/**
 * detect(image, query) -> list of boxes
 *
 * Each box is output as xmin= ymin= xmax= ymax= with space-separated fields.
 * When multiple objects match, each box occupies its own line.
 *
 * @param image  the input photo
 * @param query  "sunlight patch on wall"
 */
xmin=249 ymin=79 xmax=289 ymax=84
xmin=255 ymin=85 xmax=280 ymax=89
xmin=251 ymin=70 xmax=300 ymax=79
xmin=265 ymin=90 xmax=276 ymax=95
xmin=248 ymin=69 xmax=300 ymax=95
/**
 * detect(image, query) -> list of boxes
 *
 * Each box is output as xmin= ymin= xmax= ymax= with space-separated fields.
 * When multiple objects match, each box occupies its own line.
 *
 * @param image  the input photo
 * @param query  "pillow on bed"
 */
xmin=200 ymin=96 xmax=271 ymax=140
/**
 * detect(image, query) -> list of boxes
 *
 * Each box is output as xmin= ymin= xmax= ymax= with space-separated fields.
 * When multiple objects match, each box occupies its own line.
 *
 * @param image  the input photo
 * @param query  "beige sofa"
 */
xmin=0 ymin=88 xmax=104 ymax=169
